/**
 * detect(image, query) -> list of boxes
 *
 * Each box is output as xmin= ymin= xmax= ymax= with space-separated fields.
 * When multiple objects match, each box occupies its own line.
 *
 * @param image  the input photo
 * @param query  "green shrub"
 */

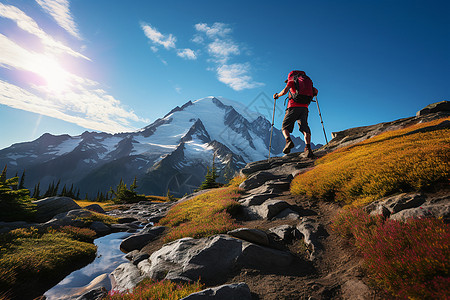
xmin=0 ymin=174 xmax=36 ymax=222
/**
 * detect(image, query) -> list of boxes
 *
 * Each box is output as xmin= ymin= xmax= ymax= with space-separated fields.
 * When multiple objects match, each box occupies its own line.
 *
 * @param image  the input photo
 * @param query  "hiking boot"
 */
xmin=304 ymin=144 xmax=315 ymax=158
xmin=283 ymin=138 xmax=295 ymax=154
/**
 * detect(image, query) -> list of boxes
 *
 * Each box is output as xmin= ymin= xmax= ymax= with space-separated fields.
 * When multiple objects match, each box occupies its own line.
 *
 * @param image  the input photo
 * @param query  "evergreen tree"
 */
xmin=110 ymin=177 xmax=146 ymax=204
xmin=18 ymin=170 xmax=26 ymax=190
xmin=0 ymin=165 xmax=7 ymax=184
xmin=54 ymin=180 xmax=60 ymax=196
xmin=198 ymin=154 xmax=219 ymax=190
xmin=32 ymin=182 xmax=40 ymax=199
xmin=61 ymin=184 xmax=67 ymax=197
xmin=0 ymin=173 xmax=36 ymax=221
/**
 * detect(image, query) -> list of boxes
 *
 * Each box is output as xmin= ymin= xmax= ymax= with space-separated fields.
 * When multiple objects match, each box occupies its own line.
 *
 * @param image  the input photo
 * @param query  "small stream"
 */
xmin=44 ymin=231 xmax=133 ymax=299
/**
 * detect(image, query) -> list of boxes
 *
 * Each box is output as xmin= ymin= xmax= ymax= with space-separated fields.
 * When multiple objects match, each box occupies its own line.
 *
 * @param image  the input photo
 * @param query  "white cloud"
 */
xmin=216 ymin=63 xmax=264 ymax=91
xmin=141 ymin=23 xmax=176 ymax=50
xmin=177 ymin=48 xmax=197 ymax=60
xmin=36 ymin=0 xmax=82 ymax=40
xmin=0 ymin=3 xmax=89 ymax=60
xmin=195 ymin=22 xmax=232 ymax=38
xmin=191 ymin=34 xmax=204 ymax=44
xmin=208 ymin=39 xmax=239 ymax=63
xmin=0 ymin=31 xmax=148 ymax=133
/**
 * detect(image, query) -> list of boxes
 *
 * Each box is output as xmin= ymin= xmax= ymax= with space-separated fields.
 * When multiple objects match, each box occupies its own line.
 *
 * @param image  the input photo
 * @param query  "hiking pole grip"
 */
xmin=314 ymin=96 xmax=328 ymax=145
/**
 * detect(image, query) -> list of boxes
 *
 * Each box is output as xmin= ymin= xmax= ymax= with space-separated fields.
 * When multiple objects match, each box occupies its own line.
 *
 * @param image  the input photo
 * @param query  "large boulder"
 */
xmin=84 ymin=204 xmax=106 ymax=214
xmin=33 ymin=197 xmax=81 ymax=222
xmin=43 ymin=209 xmax=94 ymax=228
xmin=416 ymin=101 xmax=450 ymax=116
xmin=147 ymin=236 xmax=242 ymax=285
xmin=239 ymin=171 xmax=281 ymax=190
xmin=139 ymin=234 xmax=294 ymax=286
xmin=180 ymin=283 xmax=252 ymax=300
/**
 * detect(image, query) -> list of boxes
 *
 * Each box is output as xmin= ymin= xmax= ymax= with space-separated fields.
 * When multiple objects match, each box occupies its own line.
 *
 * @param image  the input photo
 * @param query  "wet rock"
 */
xmin=110 ymin=263 xmax=144 ymax=293
xmin=180 ymin=282 xmax=251 ymax=300
xmin=120 ymin=226 xmax=166 ymax=253
xmin=132 ymin=253 xmax=150 ymax=265
xmin=90 ymin=221 xmax=111 ymax=236
xmin=33 ymin=196 xmax=81 ymax=223
xmin=118 ymin=217 xmax=138 ymax=224
xmin=227 ymin=228 xmax=270 ymax=246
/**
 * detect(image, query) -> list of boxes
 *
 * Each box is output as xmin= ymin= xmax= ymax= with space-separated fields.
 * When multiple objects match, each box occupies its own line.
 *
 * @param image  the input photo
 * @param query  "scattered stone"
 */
xmin=180 ymin=282 xmax=251 ymax=300
xmin=76 ymin=287 xmax=107 ymax=300
xmin=227 ymin=228 xmax=270 ymax=246
xmin=132 ymin=253 xmax=150 ymax=265
xmin=120 ymin=232 xmax=158 ymax=253
xmin=33 ymin=196 xmax=81 ymax=223
xmin=341 ymin=279 xmax=371 ymax=300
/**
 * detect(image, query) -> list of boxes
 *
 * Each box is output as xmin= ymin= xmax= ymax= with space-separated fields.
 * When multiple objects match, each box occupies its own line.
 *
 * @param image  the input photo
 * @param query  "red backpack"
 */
xmin=287 ymin=70 xmax=315 ymax=105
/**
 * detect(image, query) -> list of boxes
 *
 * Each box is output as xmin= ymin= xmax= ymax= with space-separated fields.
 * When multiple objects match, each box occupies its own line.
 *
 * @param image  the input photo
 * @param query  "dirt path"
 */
xmin=225 ymin=193 xmax=381 ymax=300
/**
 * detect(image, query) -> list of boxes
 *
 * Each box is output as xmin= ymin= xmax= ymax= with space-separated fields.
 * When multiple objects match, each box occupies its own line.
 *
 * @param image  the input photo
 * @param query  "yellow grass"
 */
xmin=291 ymin=117 xmax=450 ymax=206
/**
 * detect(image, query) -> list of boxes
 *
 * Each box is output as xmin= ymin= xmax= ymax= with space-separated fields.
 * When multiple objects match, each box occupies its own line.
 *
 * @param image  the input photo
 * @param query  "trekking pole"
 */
xmin=313 ymin=96 xmax=328 ymax=145
xmin=268 ymin=98 xmax=276 ymax=160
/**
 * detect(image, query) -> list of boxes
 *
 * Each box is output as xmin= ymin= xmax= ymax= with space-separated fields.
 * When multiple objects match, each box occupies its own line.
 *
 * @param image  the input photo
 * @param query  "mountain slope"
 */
xmin=0 ymin=96 xmax=318 ymax=197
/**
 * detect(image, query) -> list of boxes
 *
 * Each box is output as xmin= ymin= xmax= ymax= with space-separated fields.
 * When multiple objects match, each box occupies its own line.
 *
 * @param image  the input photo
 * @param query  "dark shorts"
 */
xmin=282 ymin=107 xmax=311 ymax=134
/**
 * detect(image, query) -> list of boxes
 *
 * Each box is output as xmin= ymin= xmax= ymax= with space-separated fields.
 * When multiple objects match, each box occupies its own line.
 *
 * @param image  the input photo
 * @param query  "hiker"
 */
xmin=273 ymin=70 xmax=318 ymax=158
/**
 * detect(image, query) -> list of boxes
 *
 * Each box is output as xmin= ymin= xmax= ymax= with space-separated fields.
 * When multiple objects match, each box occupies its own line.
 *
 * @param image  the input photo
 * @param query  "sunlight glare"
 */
xmin=35 ymin=56 xmax=71 ymax=94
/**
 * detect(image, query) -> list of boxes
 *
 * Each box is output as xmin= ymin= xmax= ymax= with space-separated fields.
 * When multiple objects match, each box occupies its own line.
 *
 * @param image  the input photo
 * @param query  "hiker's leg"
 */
xmin=282 ymin=108 xmax=296 ymax=154
xmin=303 ymin=132 xmax=311 ymax=145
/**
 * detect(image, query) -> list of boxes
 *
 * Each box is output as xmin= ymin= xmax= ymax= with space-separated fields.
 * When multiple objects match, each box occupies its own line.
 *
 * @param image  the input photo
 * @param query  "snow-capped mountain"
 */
xmin=0 ymin=97 xmax=317 ymax=197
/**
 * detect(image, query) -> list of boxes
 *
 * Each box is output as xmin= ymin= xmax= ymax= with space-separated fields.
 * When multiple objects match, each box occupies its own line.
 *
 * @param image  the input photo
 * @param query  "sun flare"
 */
xmin=35 ymin=56 xmax=71 ymax=93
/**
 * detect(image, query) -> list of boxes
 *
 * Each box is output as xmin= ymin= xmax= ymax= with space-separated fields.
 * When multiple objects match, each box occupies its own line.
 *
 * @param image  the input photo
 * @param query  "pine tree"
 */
xmin=18 ymin=170 xmax=26 ymax=190
xmin=32 ymin=182 xmax=40 ymax=199
xmin=54 ymin=180 xmax=60 ymax=196
xmin=61 ymin=184 xmax=67 ymax=197
xmin=110 ymin=177 xmax=146 ymax=204
xmin=0 ymin=173 xmax=36 ymax=221
xmin=0 ymin=165 xmax=7 ymax=184
xmin=198 ymin=154 xmax=219 ymax=190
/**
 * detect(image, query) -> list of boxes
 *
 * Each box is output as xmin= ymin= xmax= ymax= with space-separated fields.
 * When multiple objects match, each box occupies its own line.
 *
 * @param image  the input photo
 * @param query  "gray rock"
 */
xmin=84 ymin=204 xmax=106 ymax=214
xmin=251 ymin=200 xmax=290 ymax=220
xmin=111 ymin=223 xmax=134 ymax=232
xmin=341 ymin=279 xmax=371 ymax=300
xmin=238 ymin=241 xmax=293 ymax=269
xmin=390 ymin=202 xmax=450 ymax=222
xmin=120 ymin=232 xmax=158 ymax=253
xmin=132 ymin=253 xmax=150 ymax=265
xmin=110 ymin=262 xmax=143 ymax=293
xmin=416 ymin=100 xmax=450 ymax=116
xmin=272 ymin=208 xmax=301 ymax=220
xmin=239 ymin=171 xmax=281 ymax=190
xmin=238 ymin=193 xmax=278 ymax=207
xmin=43 ymin=209 xmax=94 ymax=228
xmin=297 ymin=218 xmax=326 ymax=260
xmin=76 ymin=287 xmax=107 ymax=300
xmin=365 ymin=193 xmax=426 ymax=216
xmin=227 ymin=228 xmax=270 ymax=246
xmin=33 ymin=196 xmax=81 ymax=223
xmin=118 ymin=217 xmax=138 ymax=224
xmin=148 ymin=236 xmax=242 ymax=284
xmin=89 ymin=221 xmax=111 ymax=236
xmin=141 ymin=225 xmax=166 ymax=236
xmin=269 ymin=225 xmax=296 ymax=242
xmin=180 ymin=282 xmax=251 ymax=300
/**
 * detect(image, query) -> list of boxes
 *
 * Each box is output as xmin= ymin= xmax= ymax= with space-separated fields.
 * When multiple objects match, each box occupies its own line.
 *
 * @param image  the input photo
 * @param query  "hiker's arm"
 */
xmin=273 ymin=84 xmax=290 ymax=100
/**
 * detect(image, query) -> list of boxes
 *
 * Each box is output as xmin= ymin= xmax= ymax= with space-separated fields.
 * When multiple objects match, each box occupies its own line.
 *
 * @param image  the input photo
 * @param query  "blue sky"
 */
xmin=0 ymin=0 xmax=449 ymax=150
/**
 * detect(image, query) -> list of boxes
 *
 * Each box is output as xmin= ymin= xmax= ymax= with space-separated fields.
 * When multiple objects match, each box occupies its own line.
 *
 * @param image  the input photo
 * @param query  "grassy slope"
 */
xmin=291 ymin=117 xmax=450 ymax=206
